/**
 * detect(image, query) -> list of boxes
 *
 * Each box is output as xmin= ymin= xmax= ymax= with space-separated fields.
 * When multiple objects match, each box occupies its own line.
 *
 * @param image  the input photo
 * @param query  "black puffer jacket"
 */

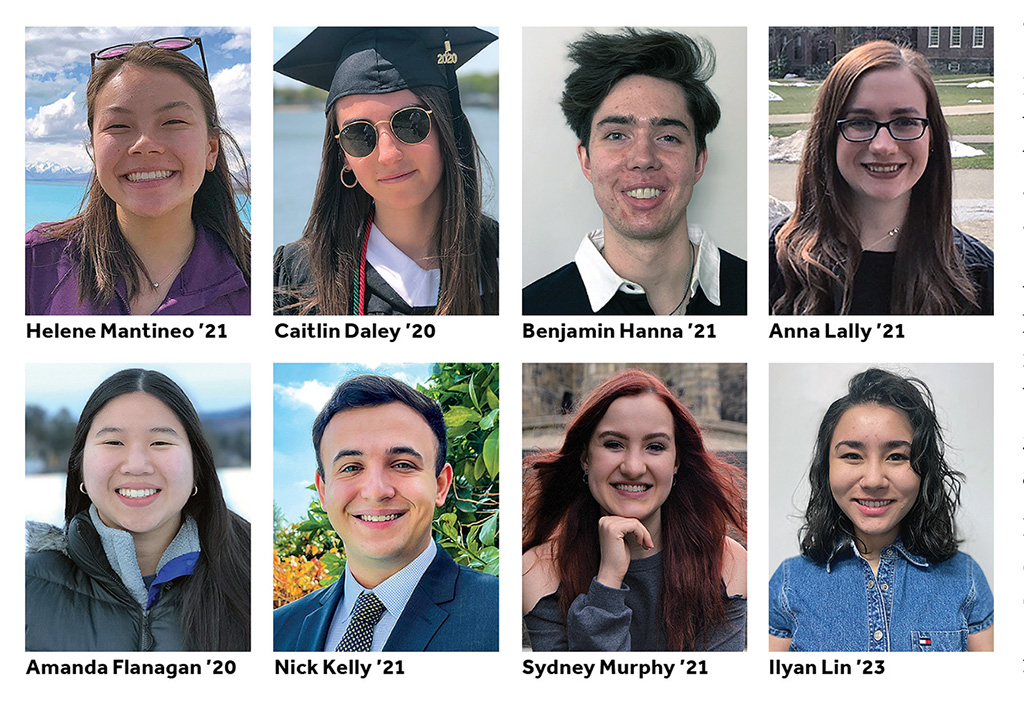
xmin=25 ymin=512 xmax=185 ymax=651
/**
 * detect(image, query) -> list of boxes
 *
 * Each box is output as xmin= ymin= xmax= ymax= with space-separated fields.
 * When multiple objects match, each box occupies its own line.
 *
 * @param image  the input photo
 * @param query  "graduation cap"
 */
xmin=274 ymin=26 xmax=497 ymax=114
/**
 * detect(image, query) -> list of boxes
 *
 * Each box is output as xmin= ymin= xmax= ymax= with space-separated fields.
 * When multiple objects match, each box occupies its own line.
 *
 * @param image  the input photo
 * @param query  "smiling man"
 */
xmin=273 ymin=375 xmax=497 ymax=651
xmin=523 ymin=28 xmax=746 ymax=315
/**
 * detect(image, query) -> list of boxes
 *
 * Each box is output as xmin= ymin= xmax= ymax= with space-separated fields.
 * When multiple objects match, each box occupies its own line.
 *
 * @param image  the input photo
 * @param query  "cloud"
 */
xmin=26 ymin=92 xmax=87 ymax=139
xmin=211 ymin=62 xmax=251 ymax=152
xmin=275 ymin=380 xmax=334 ymax=411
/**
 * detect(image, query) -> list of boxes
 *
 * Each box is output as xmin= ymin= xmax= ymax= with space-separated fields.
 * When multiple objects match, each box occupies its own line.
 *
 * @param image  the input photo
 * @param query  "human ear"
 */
xmin=434 ymin=463 xmax=454 ymax=506
xmin=576 ymin=141 xmax=593 ymax=184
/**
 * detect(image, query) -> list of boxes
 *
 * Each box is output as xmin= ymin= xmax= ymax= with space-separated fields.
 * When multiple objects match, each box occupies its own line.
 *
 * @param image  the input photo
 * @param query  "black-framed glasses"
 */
xmin=335 ymin=106 xmax=433 ymax=158
xmin=837 ymin=117 xmax=930 ymax=142
xmin=91 ymin=36 xmax=208 ymax=79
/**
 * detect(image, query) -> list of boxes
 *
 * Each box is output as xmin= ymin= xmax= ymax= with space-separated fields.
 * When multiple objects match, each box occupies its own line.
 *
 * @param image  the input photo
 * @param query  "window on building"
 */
xmin=973 ymin=27 xmax=985 ymax=48
xmin=928 ymin=27 xmax=940 ymax=47
xmin=950 ymin=27 xmax=962 ymax=48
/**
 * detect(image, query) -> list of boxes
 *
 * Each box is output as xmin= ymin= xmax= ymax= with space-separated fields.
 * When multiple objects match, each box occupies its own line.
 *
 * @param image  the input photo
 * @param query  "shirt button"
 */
xmin=867 ymin=579 xmax=874 ymax=589
xmin=873 ymin=630 xmax=883 ymax=641
xmin=885 ymin=549 xmax=893 ymax=556
xmin=880 ymin=583 xmax=888 ymax=591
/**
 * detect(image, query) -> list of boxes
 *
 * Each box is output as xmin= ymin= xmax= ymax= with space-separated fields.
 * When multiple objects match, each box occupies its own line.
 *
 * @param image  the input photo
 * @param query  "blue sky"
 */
xmin=273 ymin=27 xmax=499 ymax=90
xmin=26 ymin=362 xmax=251 ymax=415
xmin=273 ymin=362 xmax=434 ymax=523
xmin=26 ymin=27 xmax=250 ymax=173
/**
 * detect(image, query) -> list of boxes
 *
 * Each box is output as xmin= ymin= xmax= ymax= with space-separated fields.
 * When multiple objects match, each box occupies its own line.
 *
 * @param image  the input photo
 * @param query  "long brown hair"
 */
xmin=42 ymin=44 xmax=251 ymax=308
xmin=523 ymin=369 xmax=745 ymax=650
xmin=772 ymin=40 xmax=977 ymax=314
xmin=278 ymin=85 xmax=497 ymax=315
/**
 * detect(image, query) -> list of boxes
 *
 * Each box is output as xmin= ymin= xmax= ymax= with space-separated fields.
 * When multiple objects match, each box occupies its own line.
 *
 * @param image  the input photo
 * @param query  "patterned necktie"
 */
xmin=335 ymin=592 xmax=386 ymax=652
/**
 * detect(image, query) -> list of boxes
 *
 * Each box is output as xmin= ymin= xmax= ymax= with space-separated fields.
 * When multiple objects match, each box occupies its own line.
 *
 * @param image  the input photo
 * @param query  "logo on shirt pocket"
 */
xmin=910 ymin=629 xmax=967 ymax=651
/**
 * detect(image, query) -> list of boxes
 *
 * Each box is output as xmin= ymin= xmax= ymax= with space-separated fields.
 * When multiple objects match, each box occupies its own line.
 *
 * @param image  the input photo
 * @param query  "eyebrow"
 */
xmin=596 ymin=430 xmax=672 ymax=442
xmin=93 ymin=426 xmax=182 ymax=437
xmin=595 ymin=114 xmax=691 ymax=133
xmin=833 ymin=439 xmax=911 ymax=451
xmin=331 ymin=445 xmax=426 ymax=465
xmin=101 ymin=101 xmax=196 ymax=115
xmin=843 ymin=106 xmax=923 ymax=117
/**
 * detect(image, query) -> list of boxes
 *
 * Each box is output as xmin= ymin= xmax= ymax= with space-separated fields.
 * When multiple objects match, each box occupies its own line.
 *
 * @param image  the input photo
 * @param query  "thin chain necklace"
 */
xmin=861 ymin=225 xmax=901 ymax=252
xmin=146 ymin=238 xmax=194 ymax=290
xmin=669 ymin=241 xmax=696 ymax=315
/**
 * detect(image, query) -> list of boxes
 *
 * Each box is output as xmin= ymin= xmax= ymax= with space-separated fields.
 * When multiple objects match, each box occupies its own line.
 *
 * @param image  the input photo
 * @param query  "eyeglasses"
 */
xmin=91 ymin=36 xmax=208 ymax=79
xmin=335 ymin=106 xmax=433 ymax=158
xmin=837 ymin=117 xmax=930 ymax=142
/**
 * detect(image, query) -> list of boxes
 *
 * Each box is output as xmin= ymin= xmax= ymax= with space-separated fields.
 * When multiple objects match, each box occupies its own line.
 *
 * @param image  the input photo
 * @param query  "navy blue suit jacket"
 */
xmin=274 ymin=543 xmax=498 ymax=651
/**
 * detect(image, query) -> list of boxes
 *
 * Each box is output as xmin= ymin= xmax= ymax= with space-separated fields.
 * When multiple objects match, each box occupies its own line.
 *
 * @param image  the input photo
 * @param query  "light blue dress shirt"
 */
xmin=326 ymin=542 xmax=437 ymax=652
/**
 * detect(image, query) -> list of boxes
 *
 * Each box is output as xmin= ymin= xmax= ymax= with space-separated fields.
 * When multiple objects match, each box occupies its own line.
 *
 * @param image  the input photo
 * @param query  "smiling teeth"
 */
xmin=126 ymin=170 xmax=173 ymax=182
xmin=626 ymin=188 xmax=663 ymax=199
xmin=858 ymin=499 xmax=892 ymax=507
xmin=614 ymin=484 xmax=650 ymax=492
xmin=118 ymin=488 xmax=158 ymax=498
xmin=360 ymin=514 xmax=400 ymax=522
xmin=866 ymin=164 xmax=901 ymax=173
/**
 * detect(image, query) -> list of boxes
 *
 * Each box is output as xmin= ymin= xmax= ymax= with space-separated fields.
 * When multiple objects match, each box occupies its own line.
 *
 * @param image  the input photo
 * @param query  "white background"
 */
xmin=13 ymin=4 xmax=1021 ymax=706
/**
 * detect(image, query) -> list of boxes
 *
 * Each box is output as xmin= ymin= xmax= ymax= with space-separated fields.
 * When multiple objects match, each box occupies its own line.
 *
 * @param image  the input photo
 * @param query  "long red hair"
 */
xmin=523 ymin=369 xmax=745 ymax=650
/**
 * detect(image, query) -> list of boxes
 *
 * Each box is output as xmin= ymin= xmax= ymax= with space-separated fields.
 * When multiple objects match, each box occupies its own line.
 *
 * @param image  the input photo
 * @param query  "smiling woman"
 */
xmin=770 ymin=40 xmax=993 ymax=315
xmin=768 ymin=368 xmax=994 ymax=652
xmin=522 ymin=369 xmax=747 ymax=651
xmin=25 ymin=369 xmax=251 ymax=651
xmin=272 ymin=26 xmax=499 ymax=315
xmin=25 ymin=35 xmax=250 ymax=315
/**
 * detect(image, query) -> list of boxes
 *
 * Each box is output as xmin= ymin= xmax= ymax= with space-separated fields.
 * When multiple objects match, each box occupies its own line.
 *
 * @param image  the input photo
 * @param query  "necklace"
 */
xmin=861 ymin=225 xmax=901 ymax=252
xmin=669 ymin=241 xmax=696 ymax=315
xmin=147 ymin=240 xmax=195 ymax=290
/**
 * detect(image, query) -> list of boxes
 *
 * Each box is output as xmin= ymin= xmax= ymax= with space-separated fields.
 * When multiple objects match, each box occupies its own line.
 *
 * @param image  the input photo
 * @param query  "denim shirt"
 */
xmin=769 ymin=539 xmax=993 ymax=652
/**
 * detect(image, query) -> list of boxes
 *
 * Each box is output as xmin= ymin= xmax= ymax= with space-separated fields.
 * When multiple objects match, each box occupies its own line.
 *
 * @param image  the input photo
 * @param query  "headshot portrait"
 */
xmin=768 ymin=27 xmax=994 ymax=315
xmin=768 ymin=363 xmax=993 ymax=652
xmin=273 ymin=363 xmax=498 ymax=651
xmin=522 ymin=27 xmax=747 ymax=316
xmin=273 ymin=27 xmax=499 ymax=316
xmin=522 ymin=363 xmax=747 ymax=651
xmin=25 ymin=363 xmax=252 ymax=651
xmin=25 ymin=27 xmax=251 ymax=316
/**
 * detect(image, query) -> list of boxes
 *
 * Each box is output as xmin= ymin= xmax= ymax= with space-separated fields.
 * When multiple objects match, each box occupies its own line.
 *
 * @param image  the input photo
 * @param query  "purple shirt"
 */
xmin=26 ymin=225 xmax=250 ymax=315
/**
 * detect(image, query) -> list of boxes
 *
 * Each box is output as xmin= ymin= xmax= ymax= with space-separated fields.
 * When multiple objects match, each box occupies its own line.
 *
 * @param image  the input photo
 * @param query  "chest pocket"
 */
xmin=910 ymin=629 xmax=967 ymax=652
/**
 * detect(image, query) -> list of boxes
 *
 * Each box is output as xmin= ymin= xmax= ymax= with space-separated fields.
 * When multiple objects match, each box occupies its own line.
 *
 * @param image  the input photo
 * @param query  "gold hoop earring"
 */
xmin=192 ymin=485 xmax=199 ymax=497
xmin=79 ymin=483 xmax=88 ymax=495
xmin=341 ymin=167 xmax=358 ymax=189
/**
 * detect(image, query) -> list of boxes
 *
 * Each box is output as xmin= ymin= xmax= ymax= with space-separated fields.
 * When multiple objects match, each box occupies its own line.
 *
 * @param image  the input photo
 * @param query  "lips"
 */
xmin=354 ymin=511 xmax=407 ymax=523
xmin=379 ymin=170 xmax=416 ymax=184
xmin=117 ymin=488 xmax=159 ymax=499
xmin=612 ymin=483 xmax=652 ymax=495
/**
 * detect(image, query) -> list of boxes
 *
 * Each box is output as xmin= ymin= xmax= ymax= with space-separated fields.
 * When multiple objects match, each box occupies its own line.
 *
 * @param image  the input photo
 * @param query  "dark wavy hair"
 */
xmin=313 ymin=374 xmax=447 ymax=478
xmin=772 ymin=40 xmax=977 ymax=315
xmin=523 ymin=369 xmax=745 ymax=651
xmin=276 ymin=83 xmax=498 ymax=315
xmin=41 ymin=43 xmax=251 ymax=308
xmin=800 ymin=368 xmax=962 ymax=564
xmin=65 ymin=369 xmax=251 ymax=651
xmin=560 ymin=28 xmax=721 ymax=155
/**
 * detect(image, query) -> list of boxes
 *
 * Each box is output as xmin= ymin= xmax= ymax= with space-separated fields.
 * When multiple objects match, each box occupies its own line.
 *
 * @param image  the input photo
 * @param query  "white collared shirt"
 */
xmin=366 ymin=223 xmax=441 ymax=307
xmin=325 ymin=542 xmax=437 ymax=652
xmin=574 ymin=225 xmax=723 ymax=314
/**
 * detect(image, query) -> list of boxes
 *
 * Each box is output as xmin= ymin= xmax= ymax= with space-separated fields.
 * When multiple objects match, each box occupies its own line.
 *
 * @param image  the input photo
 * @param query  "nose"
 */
xmin=122 ymin=443 xmax=154 ymax=475
xmin=360 ymin=465 xmax=396 ymax=500
xmin=867 ymin=126 xmax=899 ymax=154
xmin=859 ymin=459 xmax=889 ymax=489
xmin=618 ymin=447 xmax=647 ymax=477
xmin=129 ymin=129 xmax=165 ymax=155
xmin=627 ymin=133 xmax=660 ymax=170
xmin=375 ymin=128 xmax=404 ymax=165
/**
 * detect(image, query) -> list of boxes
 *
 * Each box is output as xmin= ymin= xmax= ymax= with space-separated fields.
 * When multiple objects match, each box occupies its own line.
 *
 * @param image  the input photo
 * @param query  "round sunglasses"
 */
xmin=91 ymin=36 xmax=208 ymax=78
xmin=335 ymin=106 xmax=433 ymax=158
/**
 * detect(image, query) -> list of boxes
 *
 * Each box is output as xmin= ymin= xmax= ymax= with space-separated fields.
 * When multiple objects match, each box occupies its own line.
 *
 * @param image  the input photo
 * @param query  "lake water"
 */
xmin=25 ymin=181 xmax=251 ymax=233
xmin=273 ymin=105 xmax=499 ymax=249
